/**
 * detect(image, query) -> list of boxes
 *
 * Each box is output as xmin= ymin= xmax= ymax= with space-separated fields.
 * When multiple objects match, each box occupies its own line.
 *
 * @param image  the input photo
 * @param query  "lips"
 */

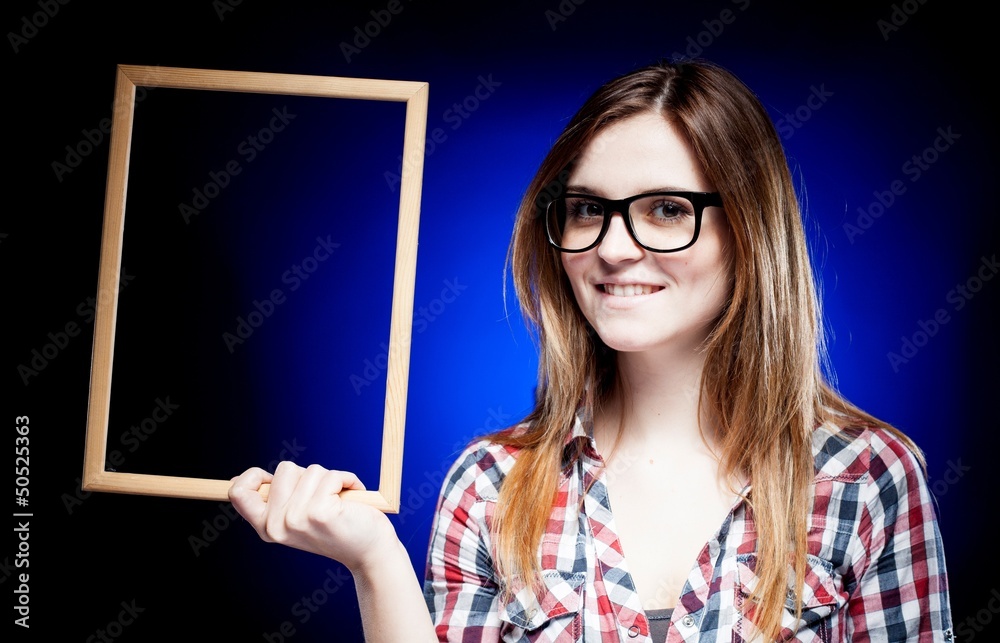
xmin=600 ymin=283 xmax=664 ymax=296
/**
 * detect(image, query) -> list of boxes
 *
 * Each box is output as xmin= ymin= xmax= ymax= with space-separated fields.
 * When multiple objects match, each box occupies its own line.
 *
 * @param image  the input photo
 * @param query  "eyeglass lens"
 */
xmin=548 ymin=194 xmax=698 ymax=251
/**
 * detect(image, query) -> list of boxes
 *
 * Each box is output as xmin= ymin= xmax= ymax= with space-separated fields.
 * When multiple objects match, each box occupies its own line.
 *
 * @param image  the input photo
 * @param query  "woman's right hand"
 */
xmin=228 ymin=461 xmax=397 ymax=573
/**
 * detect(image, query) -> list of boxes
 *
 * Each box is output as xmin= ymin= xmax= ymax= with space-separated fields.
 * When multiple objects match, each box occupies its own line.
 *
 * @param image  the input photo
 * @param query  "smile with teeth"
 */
xmin=600 ymin=283 xmax=663 ymax=296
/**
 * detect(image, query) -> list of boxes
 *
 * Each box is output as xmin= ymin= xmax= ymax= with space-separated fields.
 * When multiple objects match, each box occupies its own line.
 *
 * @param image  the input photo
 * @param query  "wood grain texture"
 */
xmin=81 ymin=65 xmax=427 ymax=513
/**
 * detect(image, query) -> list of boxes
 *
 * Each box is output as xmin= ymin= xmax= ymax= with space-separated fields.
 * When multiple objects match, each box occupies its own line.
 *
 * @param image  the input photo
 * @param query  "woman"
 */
xmin=230 ymin=59 xmax=953 ymax=642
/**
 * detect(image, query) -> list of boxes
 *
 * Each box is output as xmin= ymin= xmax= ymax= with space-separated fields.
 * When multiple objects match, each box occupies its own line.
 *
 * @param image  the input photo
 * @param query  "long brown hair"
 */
xmin=489 ymin=59 xmax=920 ymax=640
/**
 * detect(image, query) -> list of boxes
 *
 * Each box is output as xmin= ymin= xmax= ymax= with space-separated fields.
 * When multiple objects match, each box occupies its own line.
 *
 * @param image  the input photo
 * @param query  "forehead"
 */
xmin=568 ymin=111 xmax=712 ymax=195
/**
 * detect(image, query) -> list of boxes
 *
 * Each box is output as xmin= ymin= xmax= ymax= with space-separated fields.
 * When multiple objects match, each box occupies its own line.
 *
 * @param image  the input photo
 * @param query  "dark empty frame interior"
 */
xmin=82 ymin=64 xmax=428 ymax=512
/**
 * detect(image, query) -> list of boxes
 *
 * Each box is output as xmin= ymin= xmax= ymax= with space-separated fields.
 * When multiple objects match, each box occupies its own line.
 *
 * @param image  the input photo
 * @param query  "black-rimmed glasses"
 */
xmin=545 ymin=191 xmax=723 ymax=253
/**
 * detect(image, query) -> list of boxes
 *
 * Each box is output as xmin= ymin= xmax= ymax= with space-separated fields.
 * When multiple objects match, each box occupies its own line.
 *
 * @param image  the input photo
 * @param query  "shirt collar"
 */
xmin=561 ymin=410 xmax=601 ymax=469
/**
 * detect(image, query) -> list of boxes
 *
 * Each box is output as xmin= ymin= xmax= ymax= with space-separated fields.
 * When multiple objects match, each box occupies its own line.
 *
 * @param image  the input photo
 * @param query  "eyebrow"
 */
xmin=564 ymin=185 xmax=698 ymax=196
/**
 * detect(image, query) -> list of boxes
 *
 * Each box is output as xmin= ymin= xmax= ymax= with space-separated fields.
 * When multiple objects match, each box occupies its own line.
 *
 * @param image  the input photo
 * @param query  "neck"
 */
xmin=594 ymin=345 xmax=718 ymax=454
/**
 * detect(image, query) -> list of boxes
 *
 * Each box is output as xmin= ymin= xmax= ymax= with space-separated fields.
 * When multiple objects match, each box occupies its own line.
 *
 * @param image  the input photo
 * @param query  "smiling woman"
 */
xmin=229 ymin=59 xmax=953 ymax=643
xmin=558 ymin=112 xmax=732 ymax=358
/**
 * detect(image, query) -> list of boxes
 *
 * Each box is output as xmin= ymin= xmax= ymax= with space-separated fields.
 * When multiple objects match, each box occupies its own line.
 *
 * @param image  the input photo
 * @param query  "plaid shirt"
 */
xmin=423 ymin=416 xmax=954 ymax=642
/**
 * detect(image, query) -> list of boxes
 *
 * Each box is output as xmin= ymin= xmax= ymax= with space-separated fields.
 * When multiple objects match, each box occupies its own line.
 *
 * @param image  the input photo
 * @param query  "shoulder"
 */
xmin=810 ymin=421 xmax=931 ymax=523
xmin=811 ymin=421 xmax=926 ymax=485
xmin=438 ymin=425 xmax=530 ymax=506
xmin=807 ymin=421 xmax=943 ymax=577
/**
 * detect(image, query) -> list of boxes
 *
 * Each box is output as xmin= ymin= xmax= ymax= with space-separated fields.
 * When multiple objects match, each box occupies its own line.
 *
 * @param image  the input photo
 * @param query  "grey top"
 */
xmin=645 ymin=608 xmax=673 ymax=642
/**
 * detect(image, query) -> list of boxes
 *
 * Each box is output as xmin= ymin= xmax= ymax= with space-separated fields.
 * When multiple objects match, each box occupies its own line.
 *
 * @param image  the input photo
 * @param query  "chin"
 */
xmin=594 ymin=327 xmax=710 ymax=357
xmin=595 ymin=335 xmax=660 ymax=353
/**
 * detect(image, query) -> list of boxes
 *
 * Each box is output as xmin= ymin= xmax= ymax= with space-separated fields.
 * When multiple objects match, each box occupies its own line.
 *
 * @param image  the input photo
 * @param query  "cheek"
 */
xmin=560 ymin=257 xmax=599 ymax=322
xmin=560 ymin=255 xmax=587 ymax=292
xmin=699 ymin=258 xmax=732 ymax=294
xmin=666 ymin=252 xmax=731 ymax=305
xmin=700 ymin=262 xmax=734 ymax=318
xmin=690 ymin=226 xmax=733 ymax=294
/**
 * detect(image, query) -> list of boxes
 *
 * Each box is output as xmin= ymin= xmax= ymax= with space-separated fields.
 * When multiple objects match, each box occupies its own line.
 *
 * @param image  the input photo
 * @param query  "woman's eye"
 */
xmin=571 ymin=201 xmax=603 ymax=218
xmin=651 ymin=200 xmax=690 ymax=219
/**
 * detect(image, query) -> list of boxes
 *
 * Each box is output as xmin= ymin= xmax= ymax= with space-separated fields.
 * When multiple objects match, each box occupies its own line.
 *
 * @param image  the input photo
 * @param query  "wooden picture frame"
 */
xmin=81 ymin=64 xmax=428 ymax=513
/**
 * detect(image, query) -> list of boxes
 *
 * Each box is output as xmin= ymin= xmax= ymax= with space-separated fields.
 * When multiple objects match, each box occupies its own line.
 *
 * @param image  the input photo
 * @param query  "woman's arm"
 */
xmin=228 ymin=462 xmax=437 ymax=643
xmin=846 ymin=432 xmax=954 ymax=641
xmin=352 ymin=535 xmax=437 ymax=643
xmin=423 ymin=442 xmax=512 ymax=641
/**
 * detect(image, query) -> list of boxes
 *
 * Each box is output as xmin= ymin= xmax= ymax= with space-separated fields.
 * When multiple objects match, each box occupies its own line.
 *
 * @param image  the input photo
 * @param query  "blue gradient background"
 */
xmin=7 ymin=1 xmax=997 ymax=641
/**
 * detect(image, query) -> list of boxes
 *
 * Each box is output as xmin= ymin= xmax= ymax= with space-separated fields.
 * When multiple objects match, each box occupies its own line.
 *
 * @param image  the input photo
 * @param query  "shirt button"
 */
xmin=681 ymin=614 xmax=696 ymax=628
xmin=627 ymin=624 xmax=640 ymax=638
xmin=786 ymin=589 xmax=796 ymax=601
xmin=526 ymin=608 xmax=538 ymax=620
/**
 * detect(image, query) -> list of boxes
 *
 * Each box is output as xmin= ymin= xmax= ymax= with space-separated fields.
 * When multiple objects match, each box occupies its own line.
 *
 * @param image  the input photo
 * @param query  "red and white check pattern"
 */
xmin=422 ymin=416 xmax=953 ymax=642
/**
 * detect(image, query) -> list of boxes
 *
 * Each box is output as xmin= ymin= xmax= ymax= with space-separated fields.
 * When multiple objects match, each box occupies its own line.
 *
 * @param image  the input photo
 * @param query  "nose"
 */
xmin=597 ymin=211 xmax=644 ymax=263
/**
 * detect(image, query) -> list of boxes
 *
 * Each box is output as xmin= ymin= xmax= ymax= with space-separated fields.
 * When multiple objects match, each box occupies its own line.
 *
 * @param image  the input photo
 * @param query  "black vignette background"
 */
xmin=6 ymin=1 xmax=998 ymax=641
